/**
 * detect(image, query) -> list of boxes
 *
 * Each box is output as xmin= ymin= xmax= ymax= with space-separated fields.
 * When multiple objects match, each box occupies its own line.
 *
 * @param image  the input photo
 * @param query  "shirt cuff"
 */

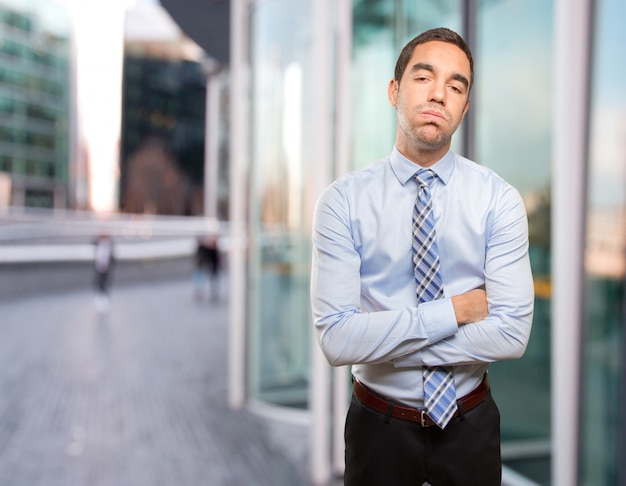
xmin=392 ymin=298 xmax=457 ymax=369
xmin=422 ymin=297 xmax=458 ymax=343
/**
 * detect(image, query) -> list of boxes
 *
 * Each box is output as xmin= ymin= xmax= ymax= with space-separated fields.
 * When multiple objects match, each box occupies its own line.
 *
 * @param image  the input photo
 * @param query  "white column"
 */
xmin=552 ymin=1 xmax=593 ymax=485
xmin=334 ymin=0 xmax=353 ymax=179
xmin=228 ymin=0 xmax=249 ymax=410
xmin=331 ymin=0 xmax=353 ymax=478
xmin=310 ymin=0 xmax=334 ymax=484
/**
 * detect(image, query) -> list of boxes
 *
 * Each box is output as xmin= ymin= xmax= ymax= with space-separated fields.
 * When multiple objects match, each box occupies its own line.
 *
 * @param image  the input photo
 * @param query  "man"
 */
xmin=310 ymin=27 xmax=534 ymax=485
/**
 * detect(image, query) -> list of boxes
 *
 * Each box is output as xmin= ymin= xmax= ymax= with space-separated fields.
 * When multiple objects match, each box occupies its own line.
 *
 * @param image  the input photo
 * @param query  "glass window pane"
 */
xmin=351 ymin=0 xmax=461 ymax=170
xmin=477 ymin=0 xmax=553 ymax=481
xmin=580 ymin=0 xmax=626 ymax=483
xmin=247 ymin=0 xmax=315 ymax=407
xmin=352 ymin=4 xmax=553 ymax=481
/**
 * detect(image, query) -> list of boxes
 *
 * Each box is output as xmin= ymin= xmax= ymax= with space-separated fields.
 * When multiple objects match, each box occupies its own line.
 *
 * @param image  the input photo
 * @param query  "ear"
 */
xmin=388 ymin=79 xmax=399 ymax=106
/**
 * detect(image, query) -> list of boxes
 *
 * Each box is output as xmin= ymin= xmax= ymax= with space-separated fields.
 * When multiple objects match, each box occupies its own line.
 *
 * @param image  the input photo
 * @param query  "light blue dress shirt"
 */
xmin=310 ymin=147 xmax=534 ymax=408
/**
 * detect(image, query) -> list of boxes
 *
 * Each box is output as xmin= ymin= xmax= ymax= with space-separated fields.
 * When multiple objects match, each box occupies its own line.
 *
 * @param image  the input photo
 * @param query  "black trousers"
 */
xmin=344 ymin=389 xmax=501 ymax=486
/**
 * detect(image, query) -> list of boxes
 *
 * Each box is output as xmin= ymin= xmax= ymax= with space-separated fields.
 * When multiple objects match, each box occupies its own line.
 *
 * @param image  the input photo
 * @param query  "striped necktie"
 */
xmin=413 ymin=169 xmax=457 ymax=429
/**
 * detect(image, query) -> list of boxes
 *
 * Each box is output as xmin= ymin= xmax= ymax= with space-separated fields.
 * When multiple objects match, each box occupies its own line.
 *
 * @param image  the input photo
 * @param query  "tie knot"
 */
xmin=414 ymin=169 xmax=436 ymax=188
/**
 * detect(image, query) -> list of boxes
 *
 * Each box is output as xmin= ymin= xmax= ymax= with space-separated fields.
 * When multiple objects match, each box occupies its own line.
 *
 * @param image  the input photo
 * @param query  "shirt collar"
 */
xmin=390 ymin=146 xmax=455 ymax=186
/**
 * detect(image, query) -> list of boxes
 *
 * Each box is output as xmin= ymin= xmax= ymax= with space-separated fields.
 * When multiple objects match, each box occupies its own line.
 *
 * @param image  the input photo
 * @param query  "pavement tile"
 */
xmin=0 ymin=274 xmax=327 ymax=486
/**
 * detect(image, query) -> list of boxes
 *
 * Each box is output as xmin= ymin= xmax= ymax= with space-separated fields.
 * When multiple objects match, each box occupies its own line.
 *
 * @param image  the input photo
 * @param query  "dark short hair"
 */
xmin=394 ymin=27 xmax=474 ymax=90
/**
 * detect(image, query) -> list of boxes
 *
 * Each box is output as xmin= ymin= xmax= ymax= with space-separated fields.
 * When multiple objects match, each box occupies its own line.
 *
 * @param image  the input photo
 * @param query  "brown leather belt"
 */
xmin=353 ymin=373 xmax=489 ymax=427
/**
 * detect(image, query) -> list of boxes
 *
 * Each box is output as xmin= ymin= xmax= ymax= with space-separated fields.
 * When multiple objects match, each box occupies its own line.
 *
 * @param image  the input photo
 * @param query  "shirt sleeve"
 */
xmin=310 ymin=183 xmax=458 ymax=367
xmin=392 ymin=184 xmax=535 ymax=368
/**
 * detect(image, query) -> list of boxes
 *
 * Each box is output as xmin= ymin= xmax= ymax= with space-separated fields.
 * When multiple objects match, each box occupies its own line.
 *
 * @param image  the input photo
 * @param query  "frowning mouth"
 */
xmin=421 ymin=110 xmax=446 ymax=121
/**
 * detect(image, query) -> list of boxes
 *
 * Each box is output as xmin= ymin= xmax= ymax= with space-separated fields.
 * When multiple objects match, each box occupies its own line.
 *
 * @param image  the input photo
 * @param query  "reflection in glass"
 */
xmin=352 ymin=2 xmax=554 ymax=481
xmin=476 ymin=1 xmax=553 ymax=482
xmin=351 ymin=0 xmax=461 ymax=170
xmin=247 ymin=0 xmax=315 ymax=407
xmin=580 ymin=0 xmax=626 ymax=483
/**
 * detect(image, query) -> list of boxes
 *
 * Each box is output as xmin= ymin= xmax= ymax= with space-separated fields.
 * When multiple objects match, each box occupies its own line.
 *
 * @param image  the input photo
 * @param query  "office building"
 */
xmin=121 ymin=1 xmax=226 ymax=217
xmin=0 ymin=0 xmax=70 ymax=208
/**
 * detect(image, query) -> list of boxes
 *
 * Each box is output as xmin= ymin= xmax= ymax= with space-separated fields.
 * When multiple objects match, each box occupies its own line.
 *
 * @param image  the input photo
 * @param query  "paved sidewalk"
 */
xmin=0 ymin=275 xmax=327 ymax=485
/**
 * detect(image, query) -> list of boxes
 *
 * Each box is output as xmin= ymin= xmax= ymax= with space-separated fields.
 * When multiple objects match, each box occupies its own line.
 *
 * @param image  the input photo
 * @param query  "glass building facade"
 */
xmin=244 ymin=0 xmax=316 ymax=408
xmin=580 ymin=0 xmax=626 ymax=483
xmin=0 ymin=0 xmax=70 ymax=208
xmin=230 ymin=0 xmax=625 ymax=484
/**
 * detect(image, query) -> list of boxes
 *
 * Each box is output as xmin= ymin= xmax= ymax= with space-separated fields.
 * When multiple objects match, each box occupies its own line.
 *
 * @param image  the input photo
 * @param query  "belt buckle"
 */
xmin=420 ymin=410 xmax=431 ymax=427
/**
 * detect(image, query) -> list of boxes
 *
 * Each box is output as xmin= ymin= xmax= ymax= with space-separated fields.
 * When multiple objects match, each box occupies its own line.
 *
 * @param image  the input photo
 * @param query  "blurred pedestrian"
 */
xmin=93 ymin=234 xmax=114 ymax=312
xmin=193 ymin=234 xmax=220 ymax=301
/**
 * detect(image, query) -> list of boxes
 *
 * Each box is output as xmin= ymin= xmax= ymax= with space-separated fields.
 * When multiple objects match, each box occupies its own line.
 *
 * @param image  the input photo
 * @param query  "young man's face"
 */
xmin=388 ymin=40 xmax=471 ymax=161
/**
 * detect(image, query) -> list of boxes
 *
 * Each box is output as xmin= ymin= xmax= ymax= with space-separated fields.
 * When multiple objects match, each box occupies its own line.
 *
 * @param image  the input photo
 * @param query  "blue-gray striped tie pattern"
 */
xmin=413 ymin=170 xmax=457 ymax=429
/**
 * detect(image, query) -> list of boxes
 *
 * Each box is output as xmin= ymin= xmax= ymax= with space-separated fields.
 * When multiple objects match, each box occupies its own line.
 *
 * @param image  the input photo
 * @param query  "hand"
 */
xmin=451 ymin=287 xmax=488 ymax=325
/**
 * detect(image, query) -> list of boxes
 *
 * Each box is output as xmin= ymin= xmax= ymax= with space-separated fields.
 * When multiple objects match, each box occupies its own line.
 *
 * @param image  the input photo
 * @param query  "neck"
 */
xmin=396 ymin=140 xmax=450 ymax=168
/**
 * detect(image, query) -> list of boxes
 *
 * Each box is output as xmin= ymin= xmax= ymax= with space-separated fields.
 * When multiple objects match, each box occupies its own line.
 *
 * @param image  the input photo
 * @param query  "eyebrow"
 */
xmin=409 ymin=62 xmax=470 ymax=90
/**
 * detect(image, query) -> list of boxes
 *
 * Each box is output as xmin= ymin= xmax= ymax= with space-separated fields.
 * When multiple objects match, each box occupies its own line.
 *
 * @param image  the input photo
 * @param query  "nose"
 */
xmin=428 ymin=81 xmax=445 ymax=105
